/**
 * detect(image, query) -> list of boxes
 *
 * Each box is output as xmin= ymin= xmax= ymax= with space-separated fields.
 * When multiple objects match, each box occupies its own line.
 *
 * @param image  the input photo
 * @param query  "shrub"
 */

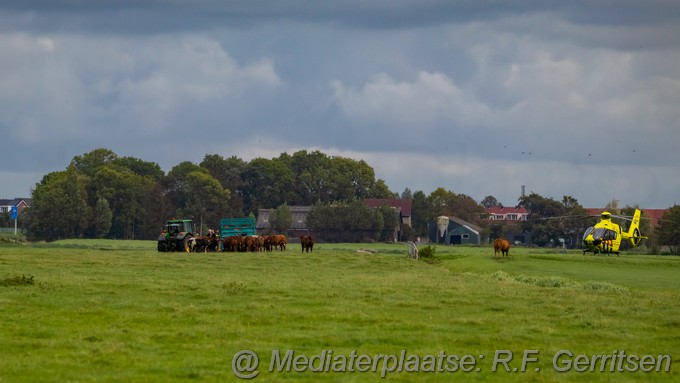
xmin=419 ymin=245 xmax=436 ymax=259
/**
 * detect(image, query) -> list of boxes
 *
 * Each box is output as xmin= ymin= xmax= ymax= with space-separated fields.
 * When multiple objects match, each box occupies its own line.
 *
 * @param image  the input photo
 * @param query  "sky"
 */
xmin=1 ymin=1 xmax=679 ymax=209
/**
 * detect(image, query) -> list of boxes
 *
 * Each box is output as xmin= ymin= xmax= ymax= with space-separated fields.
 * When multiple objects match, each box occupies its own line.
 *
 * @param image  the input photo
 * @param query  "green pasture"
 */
xmin=1 ymin=241 xmax=679 ymax=382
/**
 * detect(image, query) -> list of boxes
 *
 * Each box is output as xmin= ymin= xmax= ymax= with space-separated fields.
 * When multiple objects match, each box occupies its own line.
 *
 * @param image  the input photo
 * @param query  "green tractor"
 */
xmin=157 ymin=219 xmax=195 ymax=252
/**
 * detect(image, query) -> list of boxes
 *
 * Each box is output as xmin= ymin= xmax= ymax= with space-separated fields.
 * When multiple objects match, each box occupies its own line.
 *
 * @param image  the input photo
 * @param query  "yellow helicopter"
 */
xmin=581 ymin=209 xmax=647 ymax=256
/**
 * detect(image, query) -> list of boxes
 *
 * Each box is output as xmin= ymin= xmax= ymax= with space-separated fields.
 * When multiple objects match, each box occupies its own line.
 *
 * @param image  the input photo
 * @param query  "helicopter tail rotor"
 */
xmin=630 ymin=228 xmax=643 ymax=247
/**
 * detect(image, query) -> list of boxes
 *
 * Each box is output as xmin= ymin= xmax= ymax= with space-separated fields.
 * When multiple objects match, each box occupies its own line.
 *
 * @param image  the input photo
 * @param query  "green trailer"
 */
xmin=220 ymin=217 xmax=256 ymax=237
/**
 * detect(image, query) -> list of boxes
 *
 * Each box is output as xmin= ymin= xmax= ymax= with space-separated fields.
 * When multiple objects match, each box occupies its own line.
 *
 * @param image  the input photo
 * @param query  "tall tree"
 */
xmin=288 ymin=150 xmax=332 ymax=205
xmin=450 ymin=193 xmax=486 ymax=224
xmin=428 ymin=187 xmax=456 ymax=216
xmin=269 ymin=203 xmax=292 ymax=234
xmin=25 ymin=166 xmax=91 ymax=241
xmin=200 ymin=154 xmax=246 ymax=216
xmin=517 ymin=193 xmax=585 ymax=247
xmin=92 ymin=196 xmax=113 ymax=238
xmin=114 ymin=156 xmax=164 ymax=181
xmin=410 ymin=190 xmax=431 ymax=237
xmin=241 ymin=158 xmax=295 ymax=214
xmin=163 ymin=161 xmax=208 ymax=211
xmin=375 ymin=204 xmax=399 ymax=242
xmin=70 ymin=148 xmax=118 ymax=177
xmin=400 ymin=188 xmax=413 ymax=200
xmin=480 ymin=195 xmax=501 ymax=209
xmin=176 ymin=171 xmax=230 ymax=234
xmin=656 ymin=205 xmax=680 ymax=255
xmin=88 ymin=165 xmax=152 ymax=239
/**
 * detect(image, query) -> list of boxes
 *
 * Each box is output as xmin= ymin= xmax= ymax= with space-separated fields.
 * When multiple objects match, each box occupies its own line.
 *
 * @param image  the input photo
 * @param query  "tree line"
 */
xmin=12 ymin=147 xmax=680 ymax=252
xmin=21 ymin=148 xmax=396 ymax=241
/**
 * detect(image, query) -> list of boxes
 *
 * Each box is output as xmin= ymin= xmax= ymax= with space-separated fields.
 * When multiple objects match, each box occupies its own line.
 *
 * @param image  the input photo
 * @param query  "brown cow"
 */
xmin=300 ymin=235 xmax=314 ymax=253
xmin=269 ymin=234 xmax=287 ymax=251
xmin=493 ymin=238 xmax=511 ymax=257
xmin=254 ymin=235 xmax=265 ymax=252
xmin=222 ymin=236 xmax=240 ymax=252
xmin=243 ymin=235 xmax=257 ymax=252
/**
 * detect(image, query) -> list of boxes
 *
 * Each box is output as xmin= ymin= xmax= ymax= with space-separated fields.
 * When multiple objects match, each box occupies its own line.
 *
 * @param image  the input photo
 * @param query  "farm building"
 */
xmin=486 ymin=205 xmax=528 ymax=221
xmin=364 ymin=198 xmax=412 ymax=241
xmin=428 ymin=216 xmax=482 ymax=245
xmin=364 ymin=198 xmax=412 ymax=228
xmin=256 ymin=206 xmax=313 ymax=239
xmin=256 ymin=199 xmax=413 ymax=242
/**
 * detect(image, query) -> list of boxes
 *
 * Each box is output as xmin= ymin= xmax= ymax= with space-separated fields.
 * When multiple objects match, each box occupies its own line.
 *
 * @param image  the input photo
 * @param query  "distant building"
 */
xmin=0 ymin=198 xmax=31 ymax=215
xmin=256 ymin=206 xmax=313 ymax=239
xmin=256 ymin=199 xmax=413 ymax=242
xmin=364 ymin=199 xmax=412 ymax=227
xmin=428 ymin=216 xmax=482 ymax=245
xmin=364 ymin=198 xmax=412 ymax=241
xmin=486 ymin=206 xmax=528 ymax=221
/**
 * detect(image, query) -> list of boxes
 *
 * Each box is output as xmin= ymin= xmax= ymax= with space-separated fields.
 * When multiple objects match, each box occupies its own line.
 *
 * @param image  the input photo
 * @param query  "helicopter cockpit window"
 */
xmin=582 ymin=227 xmax=594 ymax=241
xmin=593 ymin=228 xmax=617 ymax=240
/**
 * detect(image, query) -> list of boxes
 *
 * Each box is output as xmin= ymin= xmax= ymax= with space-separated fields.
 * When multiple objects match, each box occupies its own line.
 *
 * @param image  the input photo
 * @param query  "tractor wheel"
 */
xmin=157 ymin=241 xmax=167 ymax=252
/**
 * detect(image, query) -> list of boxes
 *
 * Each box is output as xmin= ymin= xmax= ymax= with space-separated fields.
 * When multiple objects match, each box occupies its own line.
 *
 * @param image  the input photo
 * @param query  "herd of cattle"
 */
xmin=188 ymin=234 xmax=314 ymax=253
xmin=188 ymin=233 xmax=508 ymax=256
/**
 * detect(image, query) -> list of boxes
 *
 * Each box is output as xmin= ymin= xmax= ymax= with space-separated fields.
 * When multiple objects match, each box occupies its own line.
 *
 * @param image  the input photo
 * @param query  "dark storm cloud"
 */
xmin=1 ymin=1 xmax=679 ymax=208
xmin=5 ymin=1 xmax=678 ymax=35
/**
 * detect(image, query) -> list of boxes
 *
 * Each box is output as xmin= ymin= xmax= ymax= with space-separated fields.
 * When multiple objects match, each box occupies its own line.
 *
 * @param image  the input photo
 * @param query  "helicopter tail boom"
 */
xmin=625 ymin=209 xmax=647 ymax=247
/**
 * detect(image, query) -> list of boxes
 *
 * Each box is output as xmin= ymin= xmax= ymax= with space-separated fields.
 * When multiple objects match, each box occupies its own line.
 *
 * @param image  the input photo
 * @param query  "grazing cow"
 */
xmin=300 ymin=235 xmax=314 ymax=253
xmin=493 ymin=238 xmax=511 ymax=257
xmin=269 ymin=234 xmax=287 ymax=251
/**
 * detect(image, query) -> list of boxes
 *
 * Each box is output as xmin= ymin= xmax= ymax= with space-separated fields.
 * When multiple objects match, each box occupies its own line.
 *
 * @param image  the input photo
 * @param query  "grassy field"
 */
xmin=1 ymin=241 xmax=679 ymax=382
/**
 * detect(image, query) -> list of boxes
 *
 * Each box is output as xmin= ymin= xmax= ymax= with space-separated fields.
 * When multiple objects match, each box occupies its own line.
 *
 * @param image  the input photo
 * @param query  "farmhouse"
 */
xmin=428 ymin=216 xmax=482 ymax=245
xmin=486 ymin=205 xmax=528 ymax=221
xmin=0 ymin=198 xmax=31 ymax=215
xmin=482 ymin=206 xmax=531 ymax=245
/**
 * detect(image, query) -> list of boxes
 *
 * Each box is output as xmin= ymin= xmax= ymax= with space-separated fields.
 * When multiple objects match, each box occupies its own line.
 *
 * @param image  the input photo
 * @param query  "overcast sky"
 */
xmin=1 ymin=1 xmax=679 ymax=209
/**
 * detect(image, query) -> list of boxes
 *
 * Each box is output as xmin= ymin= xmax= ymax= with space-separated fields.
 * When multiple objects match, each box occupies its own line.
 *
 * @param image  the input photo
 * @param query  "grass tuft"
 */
xmin=489 ymin=270 xmax=629 ymax=293
xmin=1 ymin=273 xmax=35 ymax=287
